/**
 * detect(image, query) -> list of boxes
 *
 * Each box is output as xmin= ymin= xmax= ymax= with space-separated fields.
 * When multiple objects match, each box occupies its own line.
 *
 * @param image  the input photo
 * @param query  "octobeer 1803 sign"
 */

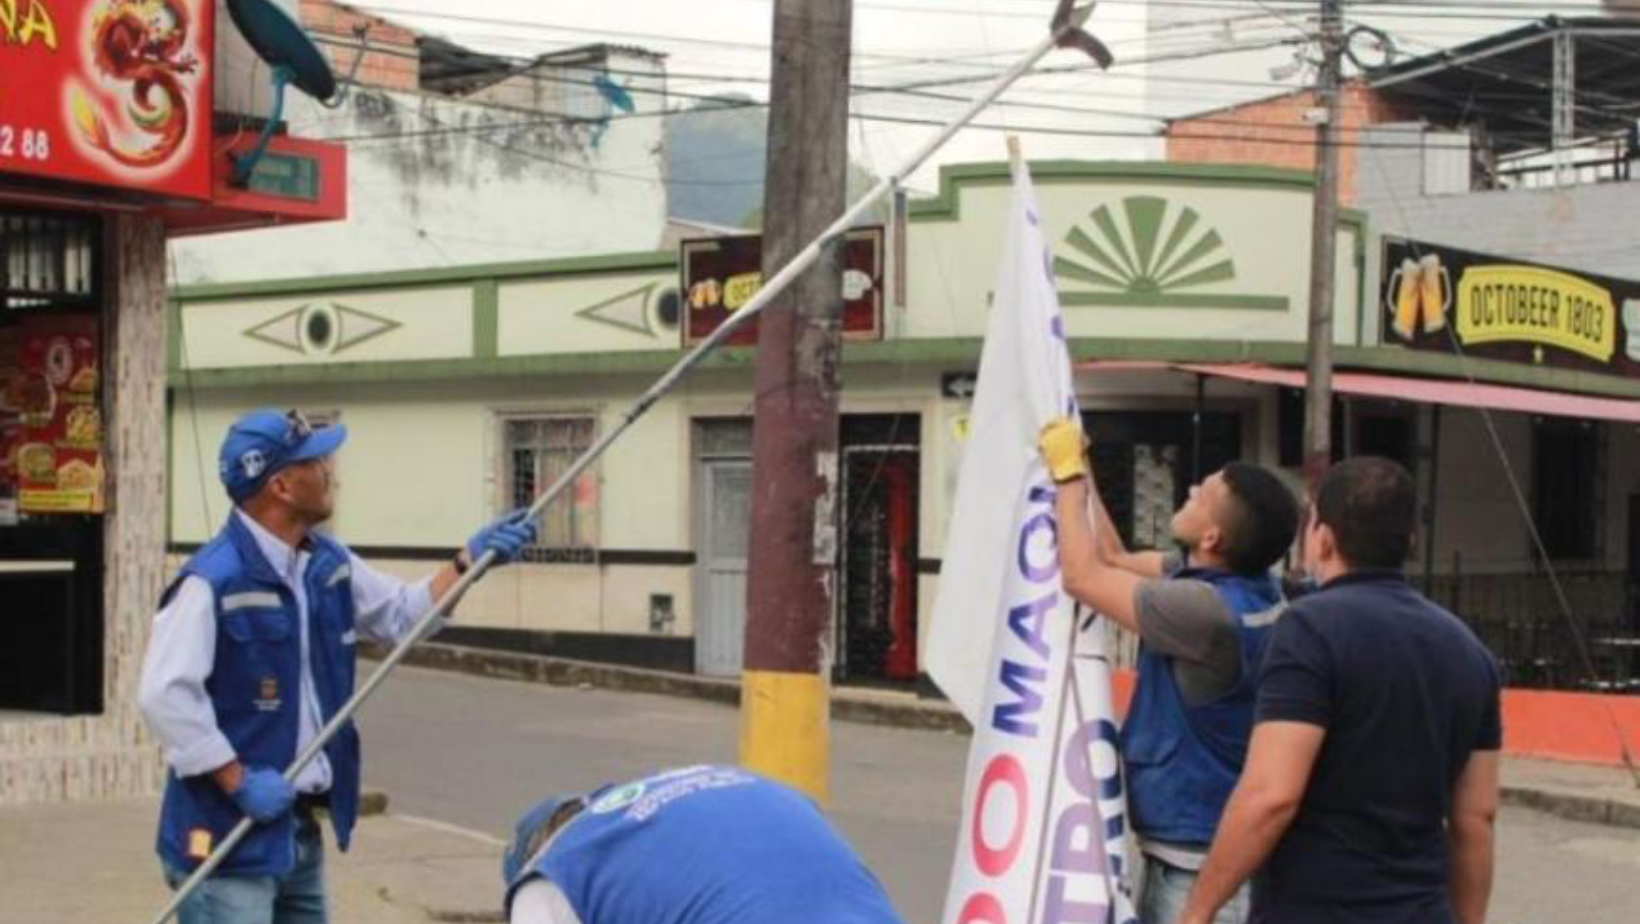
xmin=0 ymin=0 xmax=213 ymax=201
xmin=1381 ymin=237 xmax=1640 ymax=380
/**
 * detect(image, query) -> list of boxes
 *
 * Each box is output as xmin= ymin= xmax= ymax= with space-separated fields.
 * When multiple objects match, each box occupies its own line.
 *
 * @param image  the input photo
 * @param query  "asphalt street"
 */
xmin=358 ymin=666 xmax=1639 ymax=924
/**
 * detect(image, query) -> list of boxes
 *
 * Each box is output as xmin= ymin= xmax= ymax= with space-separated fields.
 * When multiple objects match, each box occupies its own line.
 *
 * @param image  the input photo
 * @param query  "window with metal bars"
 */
xmin=504 ymin=416 xmax=597 ymax=563
xmin=0 ymin=212 xmax=98 ymax=311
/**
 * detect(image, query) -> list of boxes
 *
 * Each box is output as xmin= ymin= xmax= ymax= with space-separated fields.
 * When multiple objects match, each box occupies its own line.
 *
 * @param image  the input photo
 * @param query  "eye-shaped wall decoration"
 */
xmin=243 ymin=301 xmax=402 ymax=356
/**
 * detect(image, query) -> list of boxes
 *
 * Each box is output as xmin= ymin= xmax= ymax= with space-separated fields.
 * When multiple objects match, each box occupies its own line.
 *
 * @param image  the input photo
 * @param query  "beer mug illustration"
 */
xmin=1418 ymin=254 xmax=1450 ymax=334
xmin=1390 ymin=257 xmax=1421 ymax=339
xmin=1386 ymin=253 xmax=1452 ymax=339
xmin=1624 ymin=299 xmax=1640 ymax=362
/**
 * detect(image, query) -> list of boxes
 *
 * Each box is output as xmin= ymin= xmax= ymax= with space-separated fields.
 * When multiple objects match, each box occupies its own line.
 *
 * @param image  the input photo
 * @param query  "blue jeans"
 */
xmin=1139 ymin=854 xmax=1248 ymax=924
xmin=162 ymin=814 xmax=328 ymax=924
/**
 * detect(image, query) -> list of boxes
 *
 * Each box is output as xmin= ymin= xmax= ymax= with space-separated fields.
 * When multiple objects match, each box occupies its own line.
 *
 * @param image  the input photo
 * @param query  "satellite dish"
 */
xmin=226 ymin=0 xmax=339 ymax=186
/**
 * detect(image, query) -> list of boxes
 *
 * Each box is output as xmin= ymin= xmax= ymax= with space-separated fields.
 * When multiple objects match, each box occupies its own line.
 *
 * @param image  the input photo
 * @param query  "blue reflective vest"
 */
xmin=1122 ymin=567 xmax=1283 ymax=847
xmin=506 ymin=766 xmax=906 ymax=924
xmin=155 ymin=514 xmax=362 ymax=877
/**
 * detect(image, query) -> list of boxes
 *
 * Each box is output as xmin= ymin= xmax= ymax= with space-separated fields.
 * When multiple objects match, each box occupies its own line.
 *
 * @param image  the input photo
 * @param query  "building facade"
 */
xmin=167 ymin=159 xmax=1640 ymax=690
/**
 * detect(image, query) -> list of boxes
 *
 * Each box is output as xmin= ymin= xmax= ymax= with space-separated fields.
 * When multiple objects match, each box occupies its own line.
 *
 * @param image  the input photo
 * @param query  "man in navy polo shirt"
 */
xmin=1178 ymin=457 xmax=1502 ymax=924
xmin=139 ymin=409 xmax=538 ymax=924
xmin=501 ymin=765 xmax=907 ymax=924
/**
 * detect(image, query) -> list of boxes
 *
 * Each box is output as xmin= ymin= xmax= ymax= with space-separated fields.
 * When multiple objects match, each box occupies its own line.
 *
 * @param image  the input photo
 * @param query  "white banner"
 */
xmin=928 ymin=158 xmax=1137 ymax=924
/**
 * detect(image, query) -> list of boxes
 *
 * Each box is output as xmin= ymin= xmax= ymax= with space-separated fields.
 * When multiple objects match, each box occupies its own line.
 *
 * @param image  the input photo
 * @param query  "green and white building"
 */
xmin=168 ymin=161 xmax=1640 ymax=687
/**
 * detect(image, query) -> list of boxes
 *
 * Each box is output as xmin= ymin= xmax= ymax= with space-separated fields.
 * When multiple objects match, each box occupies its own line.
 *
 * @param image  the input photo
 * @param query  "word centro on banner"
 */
xmin=950 ymin=482 xmax=1135 ymax=924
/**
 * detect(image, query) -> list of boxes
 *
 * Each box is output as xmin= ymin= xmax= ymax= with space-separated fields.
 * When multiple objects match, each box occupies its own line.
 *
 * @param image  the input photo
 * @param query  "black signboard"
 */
xmin=681 ymin=226 xmax=885 ymax=346
xmin=1380 ymin=237 xmax=1640 ymax=380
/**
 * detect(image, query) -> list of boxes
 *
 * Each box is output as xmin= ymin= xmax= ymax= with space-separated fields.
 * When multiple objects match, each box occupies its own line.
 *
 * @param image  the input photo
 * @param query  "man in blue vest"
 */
xmin=1177 ymin=457 xmax=1501 ymax=924
xmin=1039 ymin=417 xmax=1299 ymax=924
xmin=501 ymin=764 xmax=908 ymax=924
xmin=139 ymin=408 xmax=538 ymax=924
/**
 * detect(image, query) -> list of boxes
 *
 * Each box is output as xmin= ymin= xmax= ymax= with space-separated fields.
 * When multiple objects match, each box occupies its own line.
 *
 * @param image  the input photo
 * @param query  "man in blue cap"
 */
xmin=139 ymin=408 xmax=538 ymax=924
xmin=501 ymin=765 xmax=907 ymax=924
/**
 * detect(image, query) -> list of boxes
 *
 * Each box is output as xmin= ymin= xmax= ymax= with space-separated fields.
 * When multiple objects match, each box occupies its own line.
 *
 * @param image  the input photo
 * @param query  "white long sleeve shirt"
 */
xmin=138 ymin=510 xmax=439 ymax=792
xmin=510 ymin=880 xmax=586 ymax=924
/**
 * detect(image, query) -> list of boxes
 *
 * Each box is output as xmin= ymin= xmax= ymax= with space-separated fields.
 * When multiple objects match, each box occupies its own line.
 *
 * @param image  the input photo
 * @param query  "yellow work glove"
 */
xmin=1038 ymin=416 xmax=1089 ymax=484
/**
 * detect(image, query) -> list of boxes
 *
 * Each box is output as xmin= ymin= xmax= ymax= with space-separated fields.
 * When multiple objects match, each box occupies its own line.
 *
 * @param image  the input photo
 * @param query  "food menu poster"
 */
xmin=0 ymin=327 xmax=19 ymax=524
xmin=6 ymin=315 xmax=104 ymax=514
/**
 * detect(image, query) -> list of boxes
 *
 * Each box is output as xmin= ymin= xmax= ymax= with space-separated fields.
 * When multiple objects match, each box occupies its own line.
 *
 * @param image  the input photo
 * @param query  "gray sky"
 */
xmin=351 ymin=1 xmax=1613 ymax=190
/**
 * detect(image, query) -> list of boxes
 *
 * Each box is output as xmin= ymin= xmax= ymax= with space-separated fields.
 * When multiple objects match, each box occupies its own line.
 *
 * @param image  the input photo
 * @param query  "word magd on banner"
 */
xmin=0 ymin=0 xmax=214 ymax=201
xmin=942 ymin=478 xmax=1136 ymax=924
xmin=1381 ymin=237 xmax=1640 ymax=379
xmin=929 ymin=158 xmax=1136 ymax=924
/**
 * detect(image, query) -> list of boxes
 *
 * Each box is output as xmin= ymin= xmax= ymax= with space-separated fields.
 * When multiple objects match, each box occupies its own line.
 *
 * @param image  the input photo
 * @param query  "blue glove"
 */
xmin=466 ymin=509 xmax=539 ymax=566
xmin=230 ymin=767 xmax=296 ymax=824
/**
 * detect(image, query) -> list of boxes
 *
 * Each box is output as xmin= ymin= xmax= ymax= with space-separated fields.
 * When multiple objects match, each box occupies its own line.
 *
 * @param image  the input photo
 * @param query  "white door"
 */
xmin=696 ymin=460 xmax=751 ymax=676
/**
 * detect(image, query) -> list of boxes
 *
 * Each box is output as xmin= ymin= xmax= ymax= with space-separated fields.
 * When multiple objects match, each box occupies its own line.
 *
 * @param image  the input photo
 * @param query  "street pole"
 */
xmin=739 ymin=0 xmax=854 ymax=803
xmin=1302 ymin=0 xmax=1345 ymax=497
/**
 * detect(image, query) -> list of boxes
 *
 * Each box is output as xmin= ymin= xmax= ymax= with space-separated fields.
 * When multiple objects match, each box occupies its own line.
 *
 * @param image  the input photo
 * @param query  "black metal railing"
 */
xmin=1427 ymin=564 xmax=1639 ymax=692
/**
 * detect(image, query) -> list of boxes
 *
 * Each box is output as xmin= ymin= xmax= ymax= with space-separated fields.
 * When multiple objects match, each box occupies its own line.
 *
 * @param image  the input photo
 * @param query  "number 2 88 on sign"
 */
xmin=0 ymin=126 xmax=52 ymax=162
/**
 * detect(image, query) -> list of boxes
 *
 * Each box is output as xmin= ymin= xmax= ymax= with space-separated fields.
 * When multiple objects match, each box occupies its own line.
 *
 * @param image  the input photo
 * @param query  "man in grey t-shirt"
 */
xmin=1040 ymin=418 xmax=1299 ymax=924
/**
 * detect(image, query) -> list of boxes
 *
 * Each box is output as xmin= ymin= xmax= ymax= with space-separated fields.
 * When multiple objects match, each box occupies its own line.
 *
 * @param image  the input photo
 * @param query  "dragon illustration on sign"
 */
xmin=66 ymin=0 xmax=199 ymax=170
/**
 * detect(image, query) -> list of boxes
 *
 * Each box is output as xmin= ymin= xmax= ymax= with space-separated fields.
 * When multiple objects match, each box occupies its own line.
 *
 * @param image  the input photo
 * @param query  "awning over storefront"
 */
xmin=1079 ymin=361 xmax=1640 ymax=424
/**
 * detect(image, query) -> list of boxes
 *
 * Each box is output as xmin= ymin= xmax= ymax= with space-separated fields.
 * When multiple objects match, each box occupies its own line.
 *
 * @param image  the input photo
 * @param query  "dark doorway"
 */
xmin=1533 ymin=418 xmax=1602 ymax=562
xmin=837 ymin=414 xmax=919 ymax=684
xmin=1628 ymin=494 xmax=1640 ymax=632
xmin=0 ymin=521 xmax=104 ymax=713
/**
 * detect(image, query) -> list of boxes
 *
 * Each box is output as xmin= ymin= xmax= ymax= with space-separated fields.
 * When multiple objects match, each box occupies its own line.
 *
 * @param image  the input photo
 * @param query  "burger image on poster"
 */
xmin=1625 ymin=299 xmax=1640 ymax=362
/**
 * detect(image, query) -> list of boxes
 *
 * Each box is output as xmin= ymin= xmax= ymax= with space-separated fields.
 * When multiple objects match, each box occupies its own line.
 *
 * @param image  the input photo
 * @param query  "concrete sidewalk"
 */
xmin=0 ymin=796 xmax=507 ymax=924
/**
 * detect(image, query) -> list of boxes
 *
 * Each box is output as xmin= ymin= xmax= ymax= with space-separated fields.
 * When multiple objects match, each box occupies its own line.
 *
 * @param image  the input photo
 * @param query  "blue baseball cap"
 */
xmin=502 ymin=791 xmax=587 ymax=886
xmin=219 ymin=409 xmax=348 ymax=503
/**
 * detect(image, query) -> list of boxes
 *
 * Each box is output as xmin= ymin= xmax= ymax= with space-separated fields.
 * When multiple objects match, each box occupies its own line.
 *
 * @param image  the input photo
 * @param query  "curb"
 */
xmin=364 ymin=642 xmax=975 ymax=735
xmin=1501 ymin=785 xmax=1640 ymax=830
xmin=367 ymin=643 xmax=1640 ymax=831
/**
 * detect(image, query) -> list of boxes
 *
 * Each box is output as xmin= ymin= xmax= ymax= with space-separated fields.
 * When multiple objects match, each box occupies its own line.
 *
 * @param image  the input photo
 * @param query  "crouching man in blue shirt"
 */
xmin=1178 ymin=457 xmax=1503 ymax=924
xmin=139 ymin=409 xmax=538 ymax=924
xmin=502 ymin=765 xmax=908 ymax=924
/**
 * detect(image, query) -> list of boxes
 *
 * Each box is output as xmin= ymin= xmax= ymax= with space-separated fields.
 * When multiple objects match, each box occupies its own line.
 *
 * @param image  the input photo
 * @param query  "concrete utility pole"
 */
xmin=1302 ymin=0 xmax=1345 ymax=497
xmin=739 ymin=0 xmax=853 ymax=802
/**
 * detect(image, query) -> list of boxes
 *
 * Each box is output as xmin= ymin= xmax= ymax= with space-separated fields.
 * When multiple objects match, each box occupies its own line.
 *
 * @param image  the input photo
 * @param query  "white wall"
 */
xmin=172 ymin=77 xmax=667 ymax=284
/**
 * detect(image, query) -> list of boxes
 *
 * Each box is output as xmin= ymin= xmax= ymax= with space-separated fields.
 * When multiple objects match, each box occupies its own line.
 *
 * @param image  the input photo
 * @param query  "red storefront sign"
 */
xmin=681 ymin=226 xmax=885 ymax=346
xmin=1 ymin=0 xmax=214 ymax=201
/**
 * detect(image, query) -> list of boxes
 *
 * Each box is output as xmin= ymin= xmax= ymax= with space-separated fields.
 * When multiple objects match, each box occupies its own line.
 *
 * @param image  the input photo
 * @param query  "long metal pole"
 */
xmin=147 ymin=11 xmax=1099 ymax=924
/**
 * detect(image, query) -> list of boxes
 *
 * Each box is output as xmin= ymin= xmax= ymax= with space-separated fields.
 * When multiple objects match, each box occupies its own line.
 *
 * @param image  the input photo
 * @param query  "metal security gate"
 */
xmin=836 ymin=414 xmax=921 ymax=684
xmin=694 ymin=421 xmax=752 ymax=676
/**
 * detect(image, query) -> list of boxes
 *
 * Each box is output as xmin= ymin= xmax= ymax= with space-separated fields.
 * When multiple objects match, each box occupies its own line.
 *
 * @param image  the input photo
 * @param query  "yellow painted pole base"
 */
xmin=739 ymin=669 xmax=830 ymax=804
